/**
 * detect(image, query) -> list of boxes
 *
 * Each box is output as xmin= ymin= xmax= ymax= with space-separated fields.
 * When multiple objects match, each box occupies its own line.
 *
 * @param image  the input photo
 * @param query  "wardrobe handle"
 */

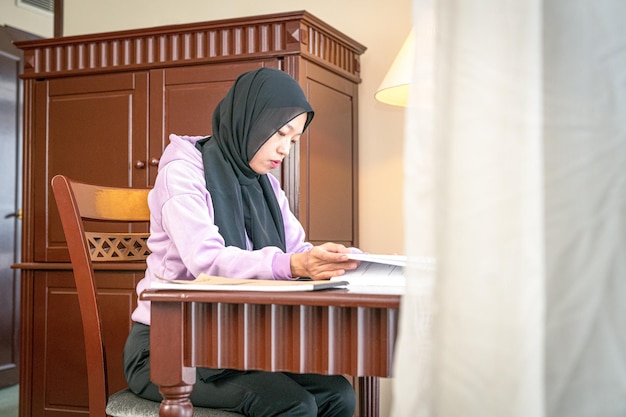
xmin=135 ymin=160 xmax=146 ymax=169
xmin=4 ymin=209 xmax=22 ymax=220
xmin=149 ymin=157 xmax=160 ymax=166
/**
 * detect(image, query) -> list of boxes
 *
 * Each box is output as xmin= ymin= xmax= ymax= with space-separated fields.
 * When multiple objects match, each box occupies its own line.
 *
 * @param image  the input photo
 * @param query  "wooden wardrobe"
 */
xmin=15 ymin=10 xmax=365 ymax=417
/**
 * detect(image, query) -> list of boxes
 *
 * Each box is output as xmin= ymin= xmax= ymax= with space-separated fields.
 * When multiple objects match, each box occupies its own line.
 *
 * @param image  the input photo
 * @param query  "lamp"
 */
xmin=375 ymin=30 xmax=415 ymax=107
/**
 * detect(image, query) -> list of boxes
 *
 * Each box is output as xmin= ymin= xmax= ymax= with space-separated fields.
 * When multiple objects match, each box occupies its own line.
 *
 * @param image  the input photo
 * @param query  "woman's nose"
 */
xmin=278 ymin=142 xmax=290 ymax=155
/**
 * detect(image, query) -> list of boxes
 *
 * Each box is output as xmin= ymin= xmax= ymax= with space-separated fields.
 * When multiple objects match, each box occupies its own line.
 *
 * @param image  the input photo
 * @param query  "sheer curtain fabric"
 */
xmin=392 ymin=1 xmax=626 ymax=416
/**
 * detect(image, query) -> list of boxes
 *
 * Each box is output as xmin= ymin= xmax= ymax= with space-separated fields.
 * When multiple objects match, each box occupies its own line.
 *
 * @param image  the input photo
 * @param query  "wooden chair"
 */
xmin=51 ymin=174 xmax=242 ymax=417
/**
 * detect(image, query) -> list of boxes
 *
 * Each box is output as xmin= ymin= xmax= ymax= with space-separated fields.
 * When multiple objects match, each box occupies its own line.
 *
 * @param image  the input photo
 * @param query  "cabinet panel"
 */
xmin=300 ymin=62 xmax=358 ymax=246
xmin=32 ymin=72 xmax=149 ymax=262
xmin=150 ymin=59 xmax=282 ymax=183
xmin=160 ymin=61 xmax=273 ymax=138
xmin=307 ymin=82 xmax=354 ymax=243
xmin=29 ymin=270 xmax=140 ymax=417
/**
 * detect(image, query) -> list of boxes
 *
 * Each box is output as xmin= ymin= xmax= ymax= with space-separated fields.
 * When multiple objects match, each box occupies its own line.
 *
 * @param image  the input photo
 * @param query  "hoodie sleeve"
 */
xmin=148 ymin=158 xmax=310 ymax=282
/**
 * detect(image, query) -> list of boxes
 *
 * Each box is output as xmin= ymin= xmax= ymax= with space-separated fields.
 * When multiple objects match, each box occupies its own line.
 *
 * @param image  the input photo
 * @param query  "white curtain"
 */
xmin=392 ymin=1 xmax=626 ymax=416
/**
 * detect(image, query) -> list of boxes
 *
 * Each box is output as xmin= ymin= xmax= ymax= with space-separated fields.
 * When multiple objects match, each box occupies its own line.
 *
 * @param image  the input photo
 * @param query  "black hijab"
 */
xmin=195 ymin=68 xmax=314 ymax=251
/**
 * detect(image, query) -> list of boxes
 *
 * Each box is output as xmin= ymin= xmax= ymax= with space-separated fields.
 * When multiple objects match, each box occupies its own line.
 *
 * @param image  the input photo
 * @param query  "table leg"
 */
xmin=158 ymin=384 xmax=195 ymax=417
xmin=151 ymin=301 xmax=196 ymax=417
xmin=356 ymin=376 xmax=380 ymax=417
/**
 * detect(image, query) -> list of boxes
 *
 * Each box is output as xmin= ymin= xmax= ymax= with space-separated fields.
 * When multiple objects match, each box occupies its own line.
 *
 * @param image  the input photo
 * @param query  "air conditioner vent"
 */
xmin=17 ymin=0 xmax=54 ymax=14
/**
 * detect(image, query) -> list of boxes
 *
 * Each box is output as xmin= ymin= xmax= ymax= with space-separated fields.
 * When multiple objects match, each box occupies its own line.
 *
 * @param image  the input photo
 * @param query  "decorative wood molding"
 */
xmin=54 ymin=0 xmax=63 ymax=37
xmin=187 ymin=303 xmax=398 ymax=377
xmin=12 ymin=262 xmax=146 ymax=271
xmin=16 ymin=10 xmax=366 ymax=82
xmin=85 ymin=232 xmax=151 ymax=261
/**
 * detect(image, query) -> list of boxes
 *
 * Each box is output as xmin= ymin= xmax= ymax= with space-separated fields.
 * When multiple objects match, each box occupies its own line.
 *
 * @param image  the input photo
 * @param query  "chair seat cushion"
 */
xmin=106 ymin=388 xmax=243 ymax=417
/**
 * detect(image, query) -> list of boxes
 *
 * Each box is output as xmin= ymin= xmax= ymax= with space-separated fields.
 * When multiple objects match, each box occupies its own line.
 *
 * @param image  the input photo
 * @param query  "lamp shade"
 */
xmin=375 ymin=30 xmax=415 ymax=107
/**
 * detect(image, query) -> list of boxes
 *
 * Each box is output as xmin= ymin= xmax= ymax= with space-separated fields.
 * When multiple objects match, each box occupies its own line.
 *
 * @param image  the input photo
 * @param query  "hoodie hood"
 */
xmin=159 ymin=134 xmax=206 ymax=172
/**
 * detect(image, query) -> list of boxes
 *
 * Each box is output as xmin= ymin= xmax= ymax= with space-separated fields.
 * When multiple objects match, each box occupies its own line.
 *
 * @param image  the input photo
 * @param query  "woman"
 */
xmin=123 ymin=67 xmax=358 ymax=416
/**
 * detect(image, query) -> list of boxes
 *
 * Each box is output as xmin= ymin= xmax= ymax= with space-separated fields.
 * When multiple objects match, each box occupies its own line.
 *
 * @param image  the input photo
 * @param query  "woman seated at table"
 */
xmin=123 ymin=67 xmax=359 ymax=417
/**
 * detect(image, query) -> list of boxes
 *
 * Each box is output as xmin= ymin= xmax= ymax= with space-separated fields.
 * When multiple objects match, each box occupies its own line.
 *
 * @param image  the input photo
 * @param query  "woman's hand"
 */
xmin=290 ymin=242 xmax=359 ymax=280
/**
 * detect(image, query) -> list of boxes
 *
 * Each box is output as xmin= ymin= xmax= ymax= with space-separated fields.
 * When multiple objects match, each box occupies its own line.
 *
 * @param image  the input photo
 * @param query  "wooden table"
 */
xmin=140 ymin=288 xmax=401 ymax=417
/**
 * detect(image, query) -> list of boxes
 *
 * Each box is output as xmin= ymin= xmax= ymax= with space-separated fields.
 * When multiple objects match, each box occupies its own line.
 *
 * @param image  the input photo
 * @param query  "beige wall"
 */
xmin=63 ymin=0 xmax=411 ymax=256
xmin=1 ymin=1 xmax=54 ymax=37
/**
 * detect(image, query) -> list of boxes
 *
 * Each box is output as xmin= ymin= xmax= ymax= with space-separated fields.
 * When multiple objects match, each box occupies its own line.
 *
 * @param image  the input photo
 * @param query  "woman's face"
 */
xmin=249 ymin=112 xmax=308 ymax=175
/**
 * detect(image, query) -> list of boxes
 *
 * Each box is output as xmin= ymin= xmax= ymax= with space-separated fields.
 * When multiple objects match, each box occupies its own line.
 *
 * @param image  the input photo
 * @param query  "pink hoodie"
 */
xmin=131 ymin=134 xmax=313 ymax=325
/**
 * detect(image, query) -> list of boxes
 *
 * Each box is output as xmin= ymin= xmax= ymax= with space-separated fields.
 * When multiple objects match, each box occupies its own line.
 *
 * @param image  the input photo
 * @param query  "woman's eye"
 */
xmin=277 ymin=130 xmax=287 ymax=137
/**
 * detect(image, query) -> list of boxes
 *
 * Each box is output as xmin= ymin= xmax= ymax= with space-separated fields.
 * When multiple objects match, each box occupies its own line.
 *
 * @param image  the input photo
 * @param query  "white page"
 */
xmin=346 ymin=253 xmax=407 ymax=266
xmin=336 ymin=253 xmax=436 ymax=287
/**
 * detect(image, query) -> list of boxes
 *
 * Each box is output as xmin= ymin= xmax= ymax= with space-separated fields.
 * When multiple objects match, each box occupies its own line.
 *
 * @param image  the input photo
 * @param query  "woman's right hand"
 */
xmin=290 ymin=242 xmax=359 ymax=280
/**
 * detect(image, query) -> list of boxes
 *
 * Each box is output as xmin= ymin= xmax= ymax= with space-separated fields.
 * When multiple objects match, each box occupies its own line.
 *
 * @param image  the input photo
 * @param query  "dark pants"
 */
xmin=123 ymin=322 xmax=356 ymax=417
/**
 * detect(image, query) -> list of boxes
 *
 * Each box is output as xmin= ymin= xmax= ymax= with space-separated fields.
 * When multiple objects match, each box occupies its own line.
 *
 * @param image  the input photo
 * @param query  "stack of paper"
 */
xmin=152 ymin=274 xmax=348 ymax=292
xmin=332 ymin=253 xmax=435 ymax=288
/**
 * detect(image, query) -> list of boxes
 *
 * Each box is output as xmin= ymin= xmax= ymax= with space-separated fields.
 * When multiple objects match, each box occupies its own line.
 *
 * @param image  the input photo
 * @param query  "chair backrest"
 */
xmin=51 ymin=174 xmax=151 ymax=417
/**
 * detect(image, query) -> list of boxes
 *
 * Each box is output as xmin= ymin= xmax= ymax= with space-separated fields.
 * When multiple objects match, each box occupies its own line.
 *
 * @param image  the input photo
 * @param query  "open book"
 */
xmin=331 ymin=253 xmax=435 ymax=287
xmin=152 ymin=274 xmax=348 ymax=292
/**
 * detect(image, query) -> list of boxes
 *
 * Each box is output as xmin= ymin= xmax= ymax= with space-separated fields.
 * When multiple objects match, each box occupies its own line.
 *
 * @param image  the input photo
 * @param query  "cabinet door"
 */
xmin=297 ymin=61 xmax=358 ymax=247
xmin=31 ymin=72 xmax=149 ymax=262
xmin=149 ymin=60 xmax=276 ymax=184
xmin=27 ymin=270 xmax=140 ymax=417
